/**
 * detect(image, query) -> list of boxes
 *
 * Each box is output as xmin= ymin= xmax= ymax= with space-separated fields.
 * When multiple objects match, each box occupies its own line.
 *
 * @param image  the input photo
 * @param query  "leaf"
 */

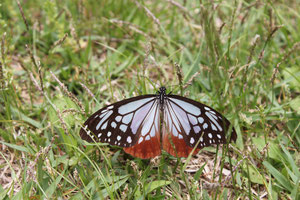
xmin=283 ymin=67 xmax=300 ymax=92
xmin=194 ymin=163 xmax=206 ymax=181
xmin=48 ymin=95 xmax=79 ymax=127
xmin=112 ymin=55 xmax=138 ymax=75
xmin=0 ymin=184 xmax=8 ymax=200
xmin=252 ymin=137 xmax=281 ymax=161
xmin=263 ymin=161 xmax=293 ymax=192
xmin=99 ymin=176 xmax=129 ymax=198
xmin=82 ymin=175 xmax=129 ymax=199
xmin=45 ymin=170 xmax=65 ymax=197
xmin=291 ymin=176 xmax=299 ymax=200
xmin=280 ymin=144 xmax=300 ymax=179
xmin=290 ymin=96 xmax=300 ymax=114
xmin=10 ymin=107 xmax=42 ymax=128
xmin=0 ymin=141 xmax=29 ymax=153
xmin=242 ymin=163 xmax=264 ymax=184
xmin=144 ymin=180 xmax=171 ymax=195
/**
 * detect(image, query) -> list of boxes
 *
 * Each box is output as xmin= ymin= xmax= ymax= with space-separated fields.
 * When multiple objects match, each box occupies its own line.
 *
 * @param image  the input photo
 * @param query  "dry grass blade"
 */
xmin=135 ymin=1 xmax=161 ymax=27
xmin=30 ymin=72 xmax=69 ymax=134
xmin=50 ymin=33 xmax=68 ymax=50
xmin=79 ymin=82 xmax=95 ymax=98
xmin=271 ymin=42 xmax=300 ymax=85
xmin=16 ymin=0 xmax=29 ymax=31
xmin=183 ymin=72 xmax=200 ymax=89
xmin=50 ymin=71 xmax=85 ymax=114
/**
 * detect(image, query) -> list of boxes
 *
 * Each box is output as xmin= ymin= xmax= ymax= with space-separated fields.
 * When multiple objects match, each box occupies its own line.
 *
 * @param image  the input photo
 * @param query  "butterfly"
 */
xmin=80 ymin=87 xmax=237 ymax=159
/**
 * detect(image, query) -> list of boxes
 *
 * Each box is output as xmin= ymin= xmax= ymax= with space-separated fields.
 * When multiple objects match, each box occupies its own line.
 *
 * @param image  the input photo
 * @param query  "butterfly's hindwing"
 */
xmin=80 ymin=95 xmax=157 ymax=148
xmin=162 ymin=99 xmax=201 ymax=157
xmin=123 ymin=101 xmax=161 ymax=158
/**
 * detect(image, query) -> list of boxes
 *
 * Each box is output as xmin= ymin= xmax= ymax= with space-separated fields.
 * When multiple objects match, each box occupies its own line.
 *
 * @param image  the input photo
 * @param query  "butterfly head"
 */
xmin=159 ymin=86 xmax=166 ymax=94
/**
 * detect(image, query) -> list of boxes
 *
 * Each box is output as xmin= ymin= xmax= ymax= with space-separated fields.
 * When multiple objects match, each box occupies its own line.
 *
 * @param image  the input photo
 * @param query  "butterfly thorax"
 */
xmin=158 ymin=87 xmax=167 ymax=110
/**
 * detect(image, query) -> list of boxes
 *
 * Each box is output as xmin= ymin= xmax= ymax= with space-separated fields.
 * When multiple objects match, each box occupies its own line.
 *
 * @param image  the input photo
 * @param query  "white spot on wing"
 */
xmin=203 ymin=123 xmax=208 ymax=129
xmin=217 ymin=134 xmax=221 ymax=139
xmin=122 ymin=113 xmax=133 ymax=124
xmin=190 ymin=137 xmax=195 ymax=144
xmin=138 ymin=137 xmax=143 ymax=144
xmin=120 ymin=124 xmax=127 ymax=132
xmin=107 ymin=131 xmax=111 ymax=137
xmin=119 ymin=98 xmax=154 ymax=114
xmin=200 ymin=137 xmax=203 ymax=142
xmin=101 ymin=121 xmax=108 ymax=130
xmin=127 ymin=136 xmax=132 ymax=143
xmin=178 ymin=134 xmax=183 ymax=139
xmin=107 ymin=105 xmax=114 ymax=110
xmin=117 ymin=136 xmax=121 ymax=141
xmin=188 ymin=114 xmax=198 ymax=125
xmin=193 ymin=126 xmax=201 ymax=133
xmin=208 ymin=133 xmax=212 ymax=138
xmin=145 ymin=135 xmax=150 ymax=141
xmin=204 ymin=106 xmax=211 ymax=111
xmin=115 ymin=116 xmax=122 ymax=122
xmin=198 ymin=117 xmax=204 ymax=124
xmin=111 ymin=121 xmax=117 ymax=128
xmin=150 ymin=126 xmax=156 ymax=137
xmin=98 ymin=133 xmax=102 ymax=138
xmin=86 ymin=130 xmax=91 ymax=136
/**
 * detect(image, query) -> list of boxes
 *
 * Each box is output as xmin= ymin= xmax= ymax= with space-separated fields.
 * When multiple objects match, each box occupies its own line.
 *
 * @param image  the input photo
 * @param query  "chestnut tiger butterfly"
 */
xmin=80 ymin=87 xmax=236 ymax=159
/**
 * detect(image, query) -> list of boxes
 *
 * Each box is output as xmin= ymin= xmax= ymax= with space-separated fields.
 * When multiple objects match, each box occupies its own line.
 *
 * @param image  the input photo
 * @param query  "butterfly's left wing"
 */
xmin=162 ymin=95 xmax=236 ymax=157
xmin=80 ymin=95 xmax=161 ymax=159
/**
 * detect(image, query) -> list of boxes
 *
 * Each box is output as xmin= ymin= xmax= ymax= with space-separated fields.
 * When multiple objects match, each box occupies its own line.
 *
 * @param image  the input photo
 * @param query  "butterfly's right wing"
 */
xmin=80 ymin=95 xmax=161 ymax=159
xmin=162 ymin=95 xmax=236 ymax=157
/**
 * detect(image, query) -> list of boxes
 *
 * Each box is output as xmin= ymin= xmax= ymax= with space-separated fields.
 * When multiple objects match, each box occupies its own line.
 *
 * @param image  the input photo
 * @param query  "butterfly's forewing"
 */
xmin=80 ymin=95 xmax=162 ymax=159
xmin=162 ymin=95 xmax=236 ymax=157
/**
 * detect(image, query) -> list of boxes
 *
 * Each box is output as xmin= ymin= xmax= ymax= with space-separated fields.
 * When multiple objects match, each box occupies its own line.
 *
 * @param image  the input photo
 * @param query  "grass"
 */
xmin=0 ymin=0 xmax=299 ymax=199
